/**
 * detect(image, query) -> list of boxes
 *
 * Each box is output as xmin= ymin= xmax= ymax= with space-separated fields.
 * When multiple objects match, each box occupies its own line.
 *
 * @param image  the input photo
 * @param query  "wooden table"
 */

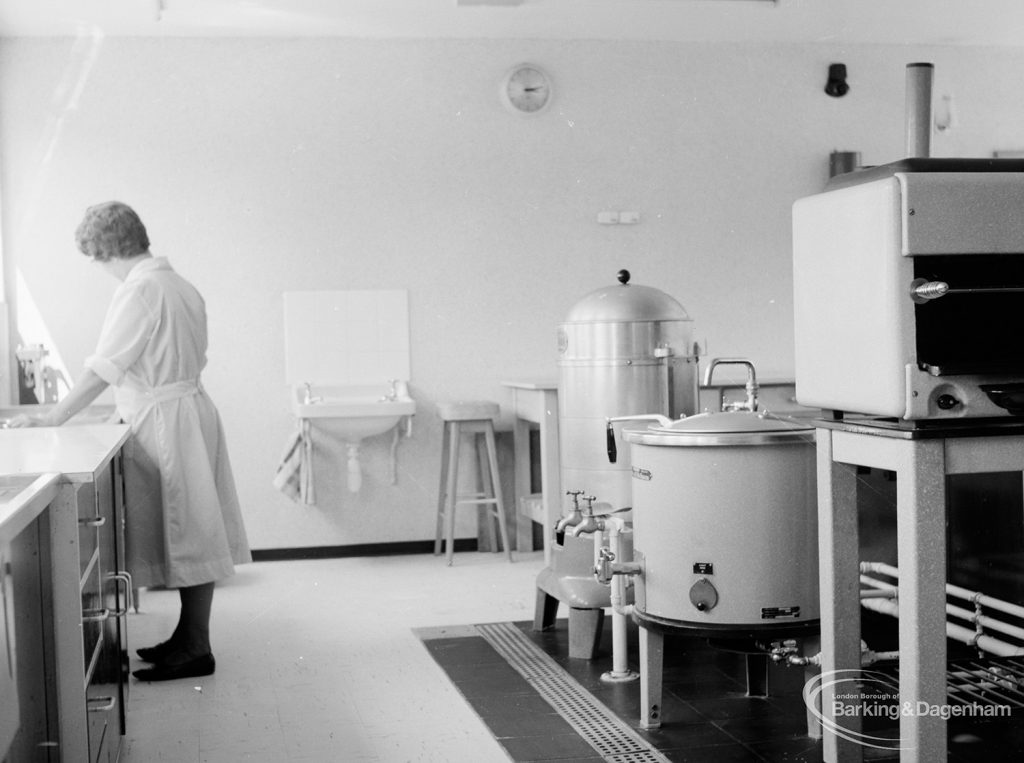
xmin=501 ymin=380 xmax=559 ymax=564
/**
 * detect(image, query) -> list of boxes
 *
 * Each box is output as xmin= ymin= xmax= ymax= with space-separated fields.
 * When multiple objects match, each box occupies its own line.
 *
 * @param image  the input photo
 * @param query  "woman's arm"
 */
xmin=9 ymin=368 xmax=110 ymax=427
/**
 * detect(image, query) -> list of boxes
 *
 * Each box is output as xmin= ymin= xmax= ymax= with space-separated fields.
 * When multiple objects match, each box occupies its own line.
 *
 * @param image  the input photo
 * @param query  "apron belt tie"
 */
xmin=126 ymin=379 xmax=200 ymax=404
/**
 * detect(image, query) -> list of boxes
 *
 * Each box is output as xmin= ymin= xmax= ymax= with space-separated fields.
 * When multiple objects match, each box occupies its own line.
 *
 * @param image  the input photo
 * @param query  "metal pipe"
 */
xmin=784 ymin=652 xmax=821 ymax=667
xmin=702 ymin=357 xmax=759 ymax=412
xmin=772 ymin=641 xmax=896 ymax=667
xmin=605 ymin=413 xmax=676 ymax=427
xmin=945 ymin=621 xmax=1024 ymax=658
xmin=947 ymin=581 xmax=1024 ymax=622
xmin=577 ymin=514 xmax=642 ymax=682
xmin=864 ymin=561 xmax=1024 ymax=622
xmin=862 ymin=649 xmax=900 ymax=665
xmin=946 ymin=603 xmax=1024 ymax=642
xmin=860 ymin=595 xmax=1024 ymax=658
xmin=860 ymin=561 xmax=1024 ymax=656
xmin=604 ymin=415 xmax=676 ymax=464
xmin=601 ymin=517 xmax=638 ymax=683
xmin=593 ymin=521 xmax=605 ymax=580
xmin=905 ymin=62 xmax=934 ymax=158
xmin=861 ymin=561 xmax=899 ymax=577
xmin=859 ymin=587 xmax=897 ymax=599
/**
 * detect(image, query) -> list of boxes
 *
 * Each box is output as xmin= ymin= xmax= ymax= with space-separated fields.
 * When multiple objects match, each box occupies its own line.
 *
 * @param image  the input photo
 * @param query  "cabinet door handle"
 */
xmin=108 ymin=572 xmax=134 ymax=616
xmin=87 ymin=695 xmax=117 ymax=712
xmin=78 ymin=515 xmax=106 ymax=528
xmin=81 ymin=607 xmax=110 ymax=623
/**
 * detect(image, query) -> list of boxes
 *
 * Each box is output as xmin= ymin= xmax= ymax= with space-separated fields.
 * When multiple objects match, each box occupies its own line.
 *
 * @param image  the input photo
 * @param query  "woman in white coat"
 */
xmin=12 ymin=201 xmax=251 ymax=681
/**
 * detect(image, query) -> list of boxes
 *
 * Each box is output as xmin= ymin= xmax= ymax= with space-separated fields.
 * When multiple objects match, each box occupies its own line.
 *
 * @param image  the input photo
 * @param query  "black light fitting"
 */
xmin=825 ymin=63 xmax=849 ymax=97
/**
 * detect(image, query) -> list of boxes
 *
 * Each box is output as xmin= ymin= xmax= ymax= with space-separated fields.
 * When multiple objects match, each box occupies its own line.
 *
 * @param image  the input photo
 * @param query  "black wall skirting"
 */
xmin=251 ymin=538 xmax=478 ymax=562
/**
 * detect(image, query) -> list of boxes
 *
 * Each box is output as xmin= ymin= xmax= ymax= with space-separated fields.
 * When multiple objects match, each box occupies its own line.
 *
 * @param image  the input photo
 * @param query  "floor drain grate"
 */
xmin=476 ymin=622 xmax=671 ymax=763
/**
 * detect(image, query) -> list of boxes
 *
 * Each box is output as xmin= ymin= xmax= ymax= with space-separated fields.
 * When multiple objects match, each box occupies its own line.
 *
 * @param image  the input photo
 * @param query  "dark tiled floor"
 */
xmin=421 ymin=615 xmax=1024 ymax=762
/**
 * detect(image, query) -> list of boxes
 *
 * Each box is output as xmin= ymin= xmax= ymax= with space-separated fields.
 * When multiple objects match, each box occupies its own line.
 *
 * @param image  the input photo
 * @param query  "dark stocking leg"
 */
xmin=131 ymin=582 xmax=217 ymax=680
xmin=171 ymin=582 xmax=215 ymax=659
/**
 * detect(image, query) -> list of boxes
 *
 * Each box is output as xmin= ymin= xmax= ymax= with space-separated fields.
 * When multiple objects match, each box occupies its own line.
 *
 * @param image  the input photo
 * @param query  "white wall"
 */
xmin=1 ymin=37 xmax=1022 ymax=550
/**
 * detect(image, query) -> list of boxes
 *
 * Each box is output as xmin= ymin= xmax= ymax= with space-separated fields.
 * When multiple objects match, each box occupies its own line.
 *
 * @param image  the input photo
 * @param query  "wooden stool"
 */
xmin=435 ymin=401 xmax=513 ymax=566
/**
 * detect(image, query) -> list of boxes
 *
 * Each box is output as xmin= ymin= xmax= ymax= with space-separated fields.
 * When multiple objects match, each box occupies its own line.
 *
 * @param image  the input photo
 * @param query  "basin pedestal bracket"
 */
xmin=303 ymin=414 xmax=414 ymax=494
xmin=346 ymin=443 xmax=362 ymax=493
xmin=387 ymin=416 xmax=414 ymax=485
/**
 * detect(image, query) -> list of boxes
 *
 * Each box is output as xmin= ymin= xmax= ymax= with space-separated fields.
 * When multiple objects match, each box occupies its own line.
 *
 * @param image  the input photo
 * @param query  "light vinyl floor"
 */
xmin=121 ymin=551 xmax=547 ymax=762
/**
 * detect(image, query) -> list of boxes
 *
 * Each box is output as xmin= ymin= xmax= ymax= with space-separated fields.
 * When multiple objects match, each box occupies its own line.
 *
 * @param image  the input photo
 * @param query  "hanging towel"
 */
xmin=273 ymin=420 xmax=315 ymax=505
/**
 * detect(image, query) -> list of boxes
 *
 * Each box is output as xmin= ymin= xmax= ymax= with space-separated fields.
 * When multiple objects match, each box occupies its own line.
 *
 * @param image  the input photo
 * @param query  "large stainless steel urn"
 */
xmin=557 ymin=270 xmax=699 ymax=512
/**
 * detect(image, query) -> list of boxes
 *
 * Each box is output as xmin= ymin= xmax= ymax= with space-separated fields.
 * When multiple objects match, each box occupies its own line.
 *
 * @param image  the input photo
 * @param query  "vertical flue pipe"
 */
xmin=905 ymin=62 xmax=934 ymax=158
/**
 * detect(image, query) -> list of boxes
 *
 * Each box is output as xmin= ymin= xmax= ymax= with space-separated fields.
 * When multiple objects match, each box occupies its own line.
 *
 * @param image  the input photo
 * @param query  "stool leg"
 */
xmin=434 ymin=421 xmax=452 ymax=556
xmin=444 ymin=421 xmax=461 ymax=566
xmin=484 ymin=422 xmax=512 ymax=562
xmin=476 ymin=432 xmax=499 ymax=553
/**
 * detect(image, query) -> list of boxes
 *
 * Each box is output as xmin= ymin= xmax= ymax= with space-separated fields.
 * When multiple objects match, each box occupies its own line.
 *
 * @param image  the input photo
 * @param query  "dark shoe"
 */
xmin=136 ymin=640 xmax=177 ymax=663
xmin=133 ymin=653 xmax=215 ymax=682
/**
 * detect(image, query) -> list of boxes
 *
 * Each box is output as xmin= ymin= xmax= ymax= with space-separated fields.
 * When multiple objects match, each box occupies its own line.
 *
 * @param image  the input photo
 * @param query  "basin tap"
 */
xmin=568 ymin=495 xmax=605 ymax=537
xmin=569 ymin=513 xmax=605 ymax=537
xmin=380 ymin=379 xmax=399 ymax=402
xmin=302 ymin=382 xmax=324 ymax=405
xmin=703 ymin=358 xmax=759 ymax=413
xmin=555 ymin=490 xmax=585 ymax=533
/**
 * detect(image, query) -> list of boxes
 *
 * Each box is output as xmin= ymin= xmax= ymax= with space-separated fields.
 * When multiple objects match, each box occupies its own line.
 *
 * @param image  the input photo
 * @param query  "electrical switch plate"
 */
xmin=619 ymin=211 xmax=640 ymax=224
xmin=597 ymin=211 xmax=619 ymax=224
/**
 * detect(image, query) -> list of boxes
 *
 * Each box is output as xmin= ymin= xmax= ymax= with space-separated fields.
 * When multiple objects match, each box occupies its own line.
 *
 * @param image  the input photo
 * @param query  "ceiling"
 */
xmin=1 ymin=0 xmax=1023 ymax=46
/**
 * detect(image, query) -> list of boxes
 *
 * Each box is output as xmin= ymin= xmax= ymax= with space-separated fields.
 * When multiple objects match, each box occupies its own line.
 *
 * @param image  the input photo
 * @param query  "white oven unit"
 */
xmin=793 ymin=159 xmax=1024 ymax=420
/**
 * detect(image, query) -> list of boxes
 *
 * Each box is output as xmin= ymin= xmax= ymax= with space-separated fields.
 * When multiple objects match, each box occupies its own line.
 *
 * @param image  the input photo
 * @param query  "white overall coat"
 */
xmin=86 ymin=257 xmax=251 ymax=588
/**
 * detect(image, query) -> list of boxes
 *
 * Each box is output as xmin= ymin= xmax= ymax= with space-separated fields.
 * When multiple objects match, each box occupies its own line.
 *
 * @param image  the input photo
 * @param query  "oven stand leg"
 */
xmin=803 ymin=635 xmax=823 ymax=740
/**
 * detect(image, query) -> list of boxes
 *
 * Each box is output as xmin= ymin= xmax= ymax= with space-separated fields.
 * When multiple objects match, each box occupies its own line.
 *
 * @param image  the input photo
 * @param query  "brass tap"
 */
xmin=568 ymin=495 xmax=605 ymax=537
xmin=555 ymin=490 xmax=585 ymax=533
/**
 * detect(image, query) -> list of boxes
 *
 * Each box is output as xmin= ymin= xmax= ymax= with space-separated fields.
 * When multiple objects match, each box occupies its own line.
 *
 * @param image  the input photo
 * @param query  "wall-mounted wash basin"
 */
xmin=289 ymin=382 xmax=416 ymax=493
xmin=291 ymin=382 xmax=415 ymax=441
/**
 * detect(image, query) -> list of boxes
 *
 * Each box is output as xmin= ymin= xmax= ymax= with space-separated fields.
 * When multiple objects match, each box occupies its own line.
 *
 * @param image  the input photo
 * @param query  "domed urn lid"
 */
xmin=563 ymin=270 xmax=691 ymax=324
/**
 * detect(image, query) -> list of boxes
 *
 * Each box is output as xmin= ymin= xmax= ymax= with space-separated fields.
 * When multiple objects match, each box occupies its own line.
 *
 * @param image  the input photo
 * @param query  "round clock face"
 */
xmin=502 ymin=65 xmax=551 ymax=114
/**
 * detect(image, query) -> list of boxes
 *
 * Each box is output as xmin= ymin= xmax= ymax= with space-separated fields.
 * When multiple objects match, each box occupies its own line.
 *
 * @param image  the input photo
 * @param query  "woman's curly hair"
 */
xmin=75 ymin=201 xmax=150 ymax=262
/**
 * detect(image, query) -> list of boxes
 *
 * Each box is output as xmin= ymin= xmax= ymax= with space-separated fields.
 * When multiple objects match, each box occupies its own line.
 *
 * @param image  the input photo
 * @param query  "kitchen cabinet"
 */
xmin=1 ymin=472 xmax=61 ymax=762
xmin=76 ymin=448 xmax=130 ymax=763
xmin=0 ymin=425 xmax=130 ymax=763
xmin=1 ymin=540 xmax=16 ymax=760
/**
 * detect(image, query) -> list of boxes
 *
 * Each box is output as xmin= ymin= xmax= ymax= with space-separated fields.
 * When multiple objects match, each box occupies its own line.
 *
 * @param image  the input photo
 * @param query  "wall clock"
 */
xmin=501 ymin=64 xmax=552 ymax=114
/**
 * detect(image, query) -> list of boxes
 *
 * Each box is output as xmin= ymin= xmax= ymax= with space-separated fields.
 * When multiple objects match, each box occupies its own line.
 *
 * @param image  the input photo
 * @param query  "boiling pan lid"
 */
xmin=563 ymin=269 xmax=691 ymax=324
xmin=623 ymin=410 xmax=815 ymax=447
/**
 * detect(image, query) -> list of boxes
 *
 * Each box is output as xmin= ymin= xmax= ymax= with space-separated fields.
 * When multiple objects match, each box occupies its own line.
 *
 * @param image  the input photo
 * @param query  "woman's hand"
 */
xmin=6 ymin=414 xmax=48 ymax=428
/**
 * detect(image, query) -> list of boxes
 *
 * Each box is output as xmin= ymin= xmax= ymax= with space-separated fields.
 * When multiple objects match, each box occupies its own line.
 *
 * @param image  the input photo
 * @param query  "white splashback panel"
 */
xmin=284 ymin=290 xmax=410 ymax=385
